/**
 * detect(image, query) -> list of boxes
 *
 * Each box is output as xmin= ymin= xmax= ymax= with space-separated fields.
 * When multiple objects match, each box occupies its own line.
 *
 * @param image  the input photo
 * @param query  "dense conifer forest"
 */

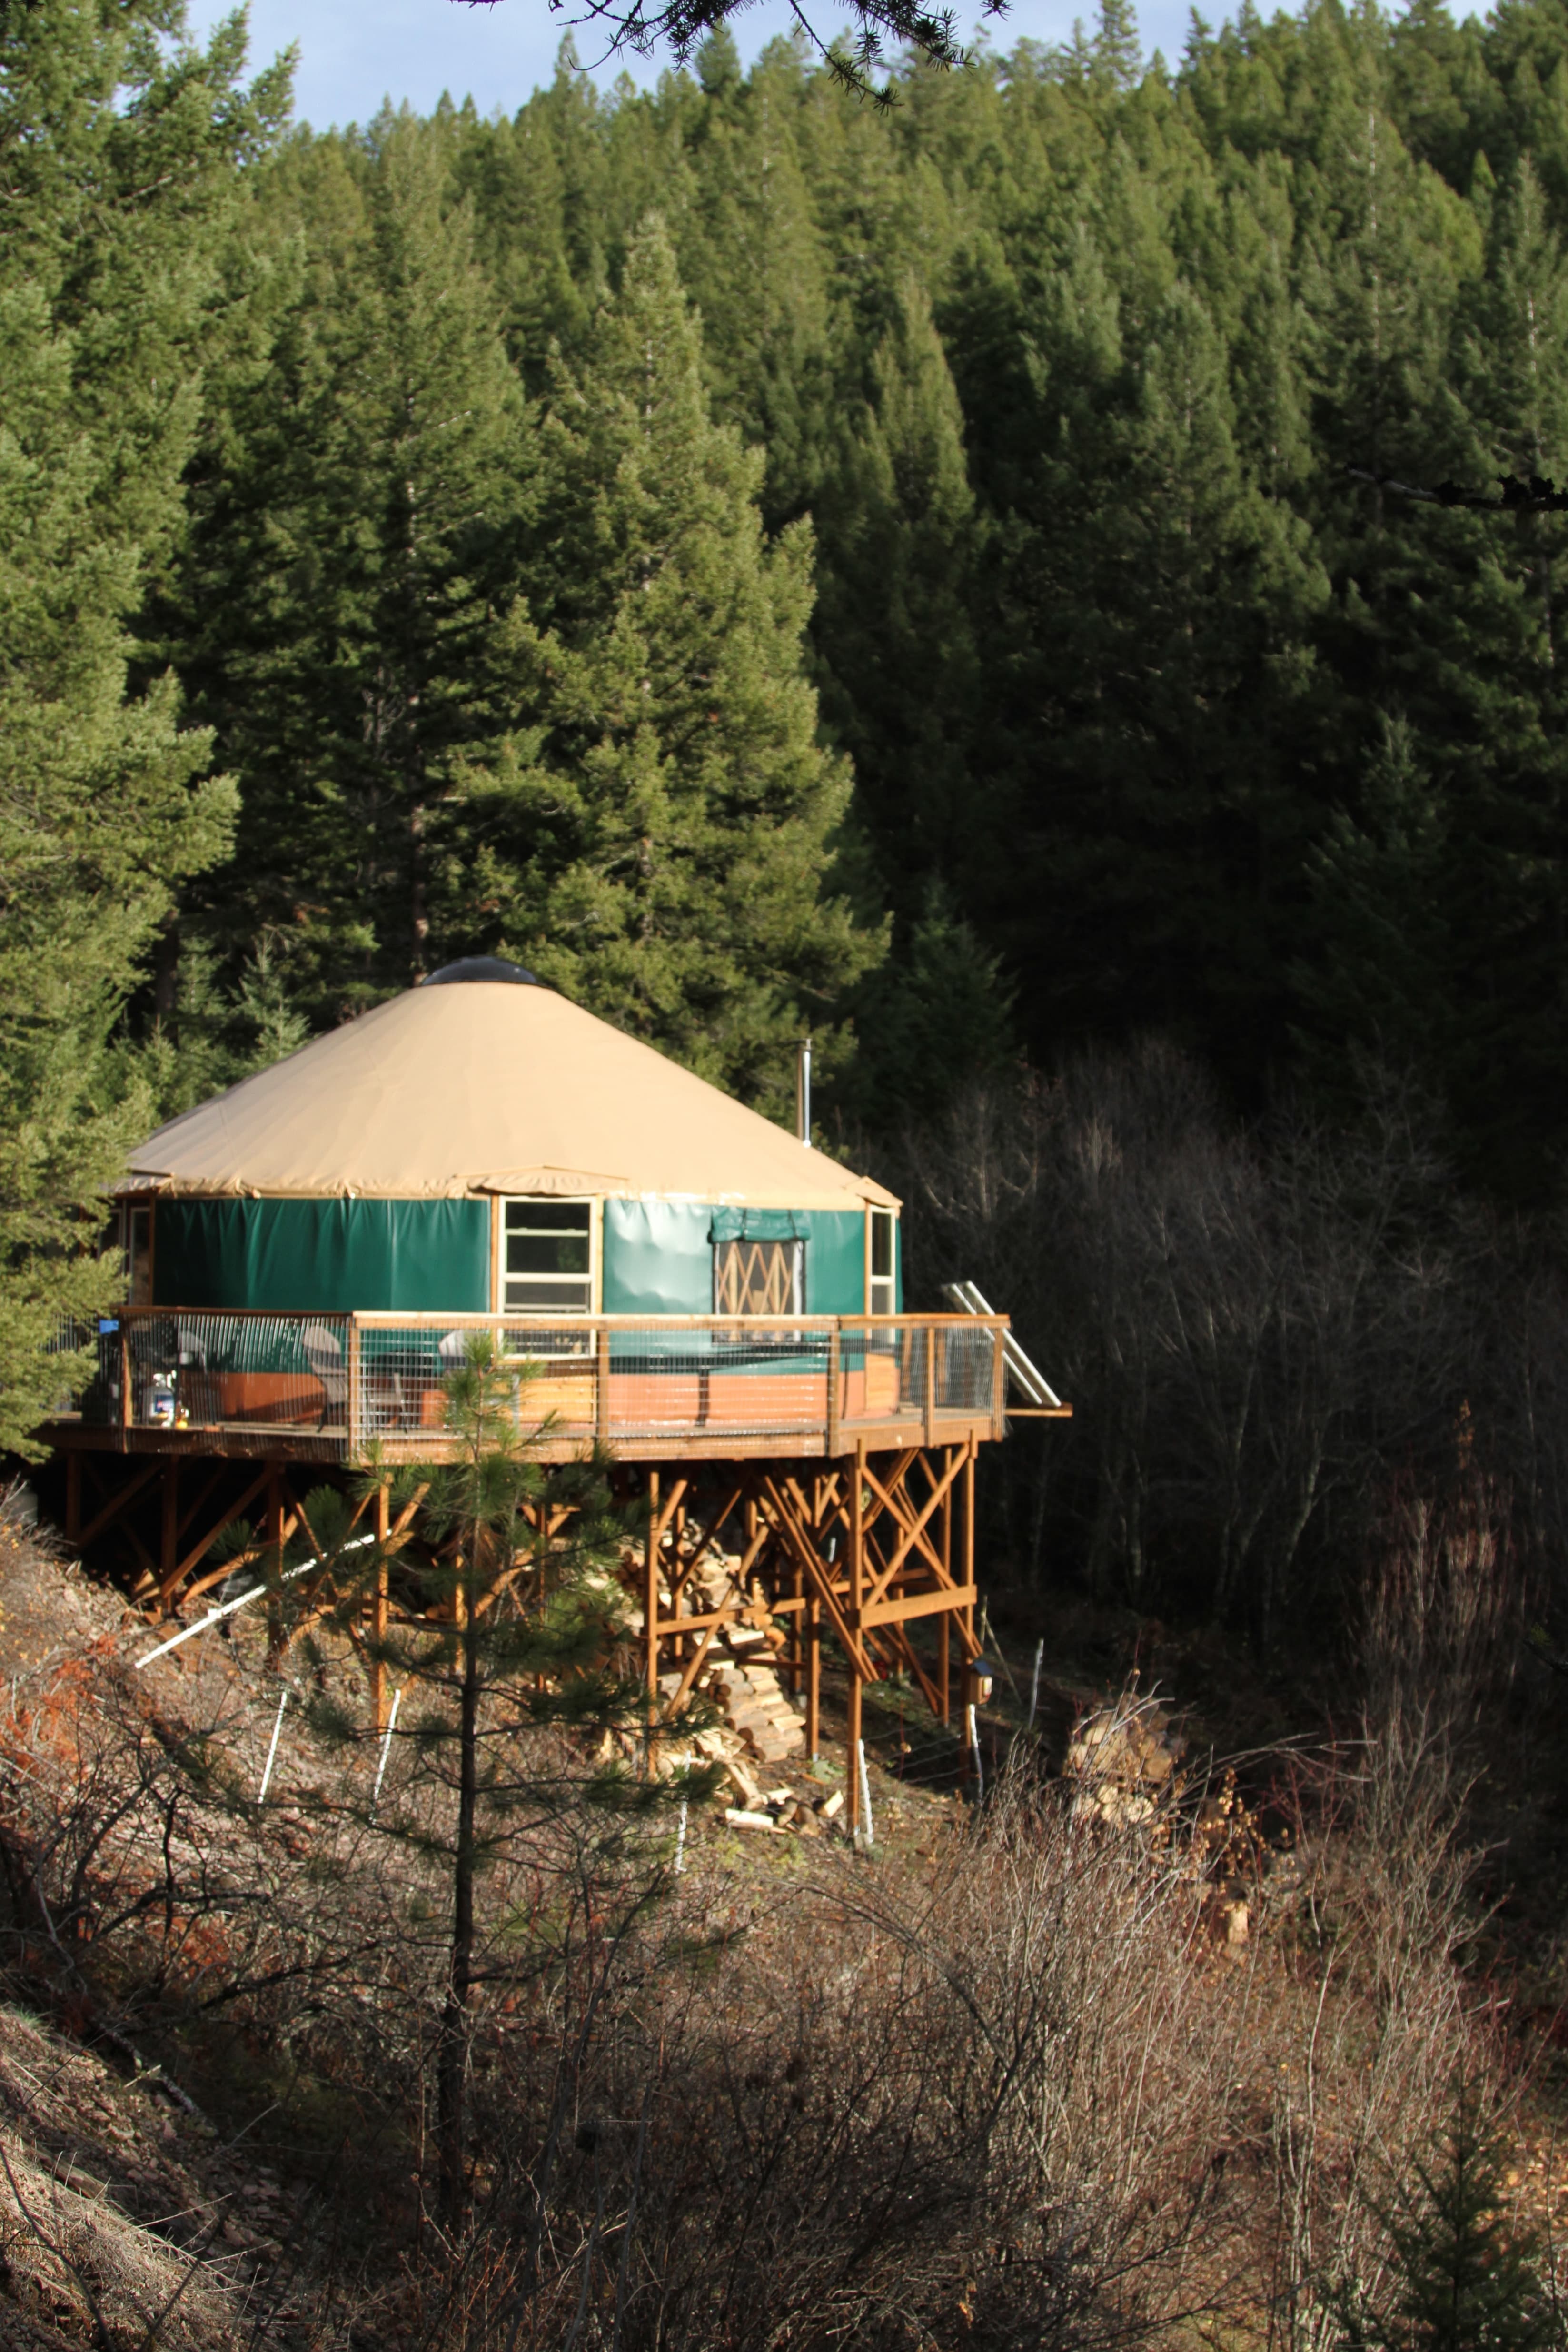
xmin=17 ymin=20 xmax=1568 ymax=2338
xmin=16 ymin=0 xmax=1568 ymax=1635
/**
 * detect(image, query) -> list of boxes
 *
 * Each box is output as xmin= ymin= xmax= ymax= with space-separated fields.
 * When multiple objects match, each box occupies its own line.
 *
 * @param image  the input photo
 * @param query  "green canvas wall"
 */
xmin=153 ymin=1197 xmax=491 ymax=1313
xmin=151 ymin=1194 xmax=898 ymax=1316
xmin=601 ymin=1201 xmax=886 ymax=1315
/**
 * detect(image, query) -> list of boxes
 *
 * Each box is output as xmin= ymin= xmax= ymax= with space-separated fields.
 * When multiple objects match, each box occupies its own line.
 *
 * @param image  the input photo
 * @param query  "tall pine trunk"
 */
xmin=437 ymin=1551 xmax=479 ymax=2225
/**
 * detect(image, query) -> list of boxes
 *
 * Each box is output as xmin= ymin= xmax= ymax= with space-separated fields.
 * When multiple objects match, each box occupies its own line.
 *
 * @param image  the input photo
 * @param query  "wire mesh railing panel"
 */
xmin=607 ymin=1326 xmax=833 ymax=1440
xmin=46 ymin=1319 xmax=118 ymax=1423
xmin=353 ymin=1323 xmax=602 ymax=1443
xmin=834 ymin=1323 xmax=999 ymax=1427
xmin=113 ymin=1311 xmax=353 ymax=1432
xmin=53 ymin=1309 xmax=1003 ymax=1453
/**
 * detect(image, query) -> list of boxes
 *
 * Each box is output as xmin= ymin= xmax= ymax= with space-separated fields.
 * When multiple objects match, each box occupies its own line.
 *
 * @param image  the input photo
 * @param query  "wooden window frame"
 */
xmin=494 ymin=1196 xmax=597 ymax=1316
xmin=124 ymin=1201 xmax=154 ymax=1307
xmin=713 ymin=1236 xmax=805 ymax=1318
xmin=867 ymin=1209 xmax=895 ymax=1317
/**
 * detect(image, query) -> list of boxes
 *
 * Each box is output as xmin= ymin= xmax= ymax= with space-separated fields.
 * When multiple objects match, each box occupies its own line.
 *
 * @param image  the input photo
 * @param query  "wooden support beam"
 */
xmin=861 ymin=1582 xmax=978 ymax=1627
xmin=645 ymin=1471 xmax=660 ymax=1760
xmin=883 ymin=1620 xmax=943 ymax=1722
xmin=371 ymin=1480 xmax=390 ymax=1733
xmin=265 ymin=1468 xmax=285 ymax=1665
xmin=123 ymin=1516 xmax=158 ymax=1588
xmin=963 ymin=1437 xmax=976 ymax=1656
xmin=660 ymin=1617 xmax=720 ymax=1720
xmin=758 ymin=1474 xmax=874 ymax=1683
xmin=862 ymin=1447 xmax=965 ymax=1605
xmin=176 ymin=1463 xmax=228 ymax=1543
xmin=161 ymin=1465 xmax=271 ymax=1605
xmin=806 ymin=1592 xmax=820 ymax=1761
xmin=847 ymin=1441 xmax=864 ymax=1825
xmin=76 ymin=1459 xmax=161 ymax=1551
xmin=160 ymin=1460 xmax=179 ymax=1589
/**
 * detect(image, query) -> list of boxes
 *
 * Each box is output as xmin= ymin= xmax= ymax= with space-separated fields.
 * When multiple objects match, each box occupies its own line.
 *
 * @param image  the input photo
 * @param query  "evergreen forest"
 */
xmin=18 ymin=0 xmax=1568 ymax=1635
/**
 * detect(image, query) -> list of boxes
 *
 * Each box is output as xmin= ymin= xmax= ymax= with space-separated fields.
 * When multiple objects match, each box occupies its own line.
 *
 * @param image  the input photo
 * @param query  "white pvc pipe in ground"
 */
xmin=370 ymin=1685 xmax=402 ymax=1820
xmin=258 ymin=1687 xmax=289 ymax=1803
xmin=968 ymin=1702 xmax=984 ymax=1802
xmin=134 ymin=1530 xmax=377 ymax=1670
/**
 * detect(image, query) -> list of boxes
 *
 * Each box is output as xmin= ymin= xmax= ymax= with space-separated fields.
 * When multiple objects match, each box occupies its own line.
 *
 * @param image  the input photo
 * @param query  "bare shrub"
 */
xmin=878 ymin=1048 xmax=1492 ymax=1645
xmin=0 ymin=1561 xmax=1525 ymax=2352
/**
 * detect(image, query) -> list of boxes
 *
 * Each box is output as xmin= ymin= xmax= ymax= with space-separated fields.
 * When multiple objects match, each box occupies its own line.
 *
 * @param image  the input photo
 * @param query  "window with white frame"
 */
xmin=500 ymin=1200 xmax=593 ymax=1313
xmin=869 ymin=1211 xmax=895 ymax=1316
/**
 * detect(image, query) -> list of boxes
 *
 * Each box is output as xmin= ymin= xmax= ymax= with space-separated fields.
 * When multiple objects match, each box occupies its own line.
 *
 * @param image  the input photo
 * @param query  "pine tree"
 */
xmin=284 ymin=1335 xmax=711 ymax=2226
xmin=1334 ymin=2078 xmax=1555 ymax=2352
xmin=0 ymin=0 xmax=281 ymax=1453
xmin=172 ymin=112 xmax=534 ymax=1022
xmin=812 ymin=278 xmax=986 ymax=927
xmin=1291 ymin=715 xmax=1452 ymax=1101
xmin=452 ymin=214 xmax=883 ymax=1117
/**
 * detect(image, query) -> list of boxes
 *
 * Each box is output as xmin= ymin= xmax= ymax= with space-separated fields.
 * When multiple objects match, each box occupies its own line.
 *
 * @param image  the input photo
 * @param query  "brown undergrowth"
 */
xmin=0 ymin=1488 xmax=1553 ymax=2350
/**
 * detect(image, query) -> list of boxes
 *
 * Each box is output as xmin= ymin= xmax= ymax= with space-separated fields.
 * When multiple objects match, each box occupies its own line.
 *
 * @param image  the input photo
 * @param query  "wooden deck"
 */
xmin=41 ymin=1309 xmax=1022 ymax=1466
xmin=40 ymin=1308 xmax=1071 ymax=1836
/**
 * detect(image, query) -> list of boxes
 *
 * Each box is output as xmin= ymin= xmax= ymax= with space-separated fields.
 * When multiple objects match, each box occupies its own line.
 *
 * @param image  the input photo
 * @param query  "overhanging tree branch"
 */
xmin=461 ymin=0 xmax=1003 ymax=96
xmin=1346 ymin=464 xmax=1568 ymax=515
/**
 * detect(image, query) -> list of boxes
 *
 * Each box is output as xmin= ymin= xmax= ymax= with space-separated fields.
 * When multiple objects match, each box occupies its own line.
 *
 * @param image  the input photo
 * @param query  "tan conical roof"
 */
xmin=123 ymin=980 xmax=896 ymax=1211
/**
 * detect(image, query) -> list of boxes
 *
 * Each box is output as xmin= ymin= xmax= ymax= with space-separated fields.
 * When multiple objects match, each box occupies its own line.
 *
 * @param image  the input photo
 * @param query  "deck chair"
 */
xmin=301 ymin=1324 xmax=348 ymax=1429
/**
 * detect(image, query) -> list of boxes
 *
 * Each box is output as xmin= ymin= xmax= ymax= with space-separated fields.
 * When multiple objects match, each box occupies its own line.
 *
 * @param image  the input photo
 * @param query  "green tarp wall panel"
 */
xmin=601 ymin=1201 xmax=881 ymax=1316
xmin=153 ymin=1197 xmax=491 ymax=1313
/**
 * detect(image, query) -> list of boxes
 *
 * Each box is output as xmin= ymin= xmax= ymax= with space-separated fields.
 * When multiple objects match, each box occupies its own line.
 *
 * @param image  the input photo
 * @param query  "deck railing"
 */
xmin=56 ymin=1308 xmax=1009 ymax=1459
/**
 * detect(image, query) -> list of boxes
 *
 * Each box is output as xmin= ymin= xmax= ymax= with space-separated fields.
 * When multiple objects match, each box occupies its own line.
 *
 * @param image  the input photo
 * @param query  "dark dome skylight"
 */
xmin=421 ymin=957 xmax=546 ymax=988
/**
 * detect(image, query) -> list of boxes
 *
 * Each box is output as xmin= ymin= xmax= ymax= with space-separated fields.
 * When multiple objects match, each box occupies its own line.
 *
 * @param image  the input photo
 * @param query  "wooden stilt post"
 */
xmin=939 ymin=1611 xmax=950 ymax=1728
xmin=789 ymin=1548 xmax=804 ymax=1699
xmin=160 ymin=1459 xmax=179 ymax=1593
xmin=806 ymin=1593 xmax=821 ymax=1760
xmin=264 ymin=1466 xmax=285 ymax=1665
xmin=645 ymin=1470 xmax=661 ymax=1771
xmin=846 ymin=1666 xmax=862 ymax=1830
xmin=65 ymin=1453 xmax=81 ymax=1545
xmin=963 ymin=1438 xmax=976 ymax=1651
xmin=370 ymin=1479 xmax=390 ymax=1732
xmin=847 ymin=1442 xmax=864 ymax=1827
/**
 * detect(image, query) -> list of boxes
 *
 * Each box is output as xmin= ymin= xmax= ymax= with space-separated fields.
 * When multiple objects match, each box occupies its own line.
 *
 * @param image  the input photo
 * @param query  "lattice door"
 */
xmin=713 ymin=1239 xmax=803 ymax=1315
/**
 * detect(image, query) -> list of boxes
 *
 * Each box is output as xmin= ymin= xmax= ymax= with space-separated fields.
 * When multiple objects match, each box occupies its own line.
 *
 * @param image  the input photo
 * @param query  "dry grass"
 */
xmin=0 ymin=1499 xmax=1550 ymax=2349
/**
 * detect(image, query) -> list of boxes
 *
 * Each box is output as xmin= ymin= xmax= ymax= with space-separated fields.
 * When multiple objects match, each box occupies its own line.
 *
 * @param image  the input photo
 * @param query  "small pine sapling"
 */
xmin=1331 ymin=2073 xmax=1558 ymax=2351
xmin=259 ymin=1332 xmax=717 ymax=2226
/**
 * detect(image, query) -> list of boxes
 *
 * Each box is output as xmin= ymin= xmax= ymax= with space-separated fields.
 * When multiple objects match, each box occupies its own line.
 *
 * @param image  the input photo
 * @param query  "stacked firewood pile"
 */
xmin=626 ymin=1537 xmax=807 ymax=1764
xmin=1064 ymin=1694 xmax=1186 ymax=1827
xmin=683 ymin=1728 xmax=844 ymax=1836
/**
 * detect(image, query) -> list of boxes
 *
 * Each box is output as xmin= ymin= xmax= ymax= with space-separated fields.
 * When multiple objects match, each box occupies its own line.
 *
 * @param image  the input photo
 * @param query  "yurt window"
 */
xmin=714 ymin=1238 xmax=804 ymax=1317
xmin=869 ymin=1211 xmax=895 ymax=1316
xmin=501 ymin=1200 xmax=594 ymax=1313
xmin=124 ymin=1204 xmax=152 ymax=1307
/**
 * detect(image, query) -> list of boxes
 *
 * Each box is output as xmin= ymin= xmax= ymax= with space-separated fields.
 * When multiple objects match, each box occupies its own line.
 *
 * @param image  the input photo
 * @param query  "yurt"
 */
xmin=118 ymin=960 xmax=901 ymax=1325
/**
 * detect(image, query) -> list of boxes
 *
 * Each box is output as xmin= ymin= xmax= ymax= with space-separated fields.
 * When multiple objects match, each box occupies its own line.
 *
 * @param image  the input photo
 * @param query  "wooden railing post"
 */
xmin=119 ymin=1323 xmax=132 ymax=1439
xmin=595 ymin=1322 xmax=611 ymax=1449
xmin=826 ymin=1323 xmax=841 ymax=1456
xmin=348 ymin=1318 xmax=362 ymax=1458
xmin=923 ymin=1328 xmax=936 ymax=1448
xmin=847 ymin=1440 xmax=864 ymax=1828
xmin=370 ymin=1477 xmax=390 ymax=1732
xmin=645 ymin=1470 xmax=661 ymax=1769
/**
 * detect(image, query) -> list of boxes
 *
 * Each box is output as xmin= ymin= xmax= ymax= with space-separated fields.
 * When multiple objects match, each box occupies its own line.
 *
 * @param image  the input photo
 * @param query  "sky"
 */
xmin=187 ymin=0 xmax=1201 ymax=134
